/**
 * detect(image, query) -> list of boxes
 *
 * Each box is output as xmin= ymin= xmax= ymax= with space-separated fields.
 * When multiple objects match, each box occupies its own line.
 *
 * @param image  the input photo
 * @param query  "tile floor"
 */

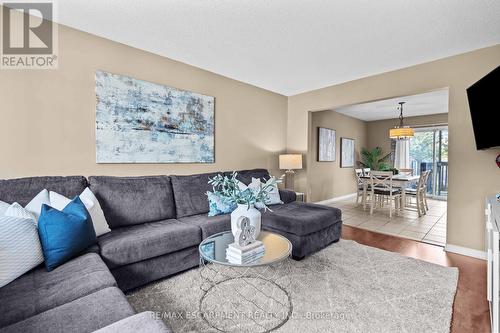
xmin=327 ymin=196 xmax=447 ymax=246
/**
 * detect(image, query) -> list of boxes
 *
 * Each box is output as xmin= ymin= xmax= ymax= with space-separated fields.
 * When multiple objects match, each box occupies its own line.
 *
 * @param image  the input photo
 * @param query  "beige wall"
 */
xmin=308 ymin=110 xmax=367 ymax=202
xmin=0 ymin=18 xmax=287 ymax=178
xmin=367 ymin=113 xmax=449 ymax=154
xmin=288 ymin=44 xmax=500 ymax=251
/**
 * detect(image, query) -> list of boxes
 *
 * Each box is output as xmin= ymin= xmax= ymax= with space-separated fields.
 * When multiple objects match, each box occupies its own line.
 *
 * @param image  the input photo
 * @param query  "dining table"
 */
xmin=360 ymin=174 xmax=421 ymax=210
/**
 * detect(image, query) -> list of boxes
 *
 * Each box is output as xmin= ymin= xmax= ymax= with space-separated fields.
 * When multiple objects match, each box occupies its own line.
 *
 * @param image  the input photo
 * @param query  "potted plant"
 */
xmin=358 ymin=147 xmax=393 ymax=171
xmin=208 ymin=172 xmax=280 ymax=237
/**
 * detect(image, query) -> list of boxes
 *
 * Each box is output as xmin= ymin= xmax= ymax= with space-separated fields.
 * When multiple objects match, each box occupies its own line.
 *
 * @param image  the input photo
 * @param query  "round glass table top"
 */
xmin=199 ymin=231 xmax=292 ymax=267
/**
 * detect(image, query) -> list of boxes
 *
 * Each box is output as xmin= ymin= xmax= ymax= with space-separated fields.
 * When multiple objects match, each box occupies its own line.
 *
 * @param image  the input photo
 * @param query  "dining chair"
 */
xmin=354 ymin=168 xmax=364 ymax=204
xmin=422 ymin=170 xmax=431 ymax=211
xmin=369 ymin=171 xmax=402 ymax=219
xmin=405 ymin=170 xmax=431 ymax=216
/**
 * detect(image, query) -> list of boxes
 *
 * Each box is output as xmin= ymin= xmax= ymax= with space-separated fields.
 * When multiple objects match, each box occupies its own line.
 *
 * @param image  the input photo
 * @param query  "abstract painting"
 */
xmin=340 ymin=137 xmax=355 ymax=168
xmin=318 ymin=127 xmax=336 ymax=162
xmin=95 ymin=70 xmax=215 ymax=163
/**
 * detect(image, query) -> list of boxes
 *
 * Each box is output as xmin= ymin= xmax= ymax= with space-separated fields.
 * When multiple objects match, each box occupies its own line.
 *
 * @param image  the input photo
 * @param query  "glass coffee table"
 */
xmin=198 ymin=231 xmax=293 ymax=332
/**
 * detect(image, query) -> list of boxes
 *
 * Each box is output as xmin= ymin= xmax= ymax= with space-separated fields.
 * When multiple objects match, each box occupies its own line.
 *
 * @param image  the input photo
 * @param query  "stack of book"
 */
xmin=226 ymin=241 xmax=265 ymax=264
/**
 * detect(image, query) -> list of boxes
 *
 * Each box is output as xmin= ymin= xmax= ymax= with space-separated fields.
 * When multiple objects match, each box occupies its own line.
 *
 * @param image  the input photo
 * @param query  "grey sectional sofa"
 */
xmin=0 ymin=169 xmax=342 ymax=332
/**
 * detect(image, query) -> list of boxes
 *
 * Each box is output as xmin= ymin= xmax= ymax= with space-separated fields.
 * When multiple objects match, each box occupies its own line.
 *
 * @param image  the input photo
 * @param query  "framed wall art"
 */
xmin=95 ymin=70 xmax=215 ymax=163
xmin=340 ymin=137 xmax=355 ymax=168
xmin=318 ymin=127 xmax=336 ymax=162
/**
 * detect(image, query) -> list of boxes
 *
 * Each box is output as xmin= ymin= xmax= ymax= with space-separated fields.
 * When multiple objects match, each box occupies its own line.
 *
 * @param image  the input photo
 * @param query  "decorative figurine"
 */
xmin=234 ymin=216 xmax=256 ymax=247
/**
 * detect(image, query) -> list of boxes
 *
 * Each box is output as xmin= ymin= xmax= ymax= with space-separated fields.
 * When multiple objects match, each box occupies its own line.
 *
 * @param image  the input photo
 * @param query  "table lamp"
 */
xmin=279 ymin=154 xmax=303 ymax=190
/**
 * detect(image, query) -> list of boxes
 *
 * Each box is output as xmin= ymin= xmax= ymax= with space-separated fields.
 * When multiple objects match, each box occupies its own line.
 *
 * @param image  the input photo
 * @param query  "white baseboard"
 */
xmin=445 ymin=243 xmax=486 ymax=260
xmin=315 ymin=193 xmax=357 ymax=205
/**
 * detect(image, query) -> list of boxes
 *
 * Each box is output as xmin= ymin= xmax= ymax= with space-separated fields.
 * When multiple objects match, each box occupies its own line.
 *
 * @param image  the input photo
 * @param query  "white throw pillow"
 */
xmin=250 ymin=177 xmax=283 ymax=206
xmin=237 ymin=180 xmax=248 ymax=191
xmin=49 ymin=190 xmax=96 ymax=211
xmin=24 ymin=189 xmax=50 ymax=221
xmin=48 ymin=191 xmax=78 ymax=211
xmin=80 ymin=188 xmax=111 ymax=236
xmin=5 ymin=202 xmax=36 ymax=220
xmin=0 ymin=200 xmax=9 ymax=216
xmin=49 ymin=188 xmax=111 ymax=236
xmin=0 ymin=211 xmax=44 ymax=287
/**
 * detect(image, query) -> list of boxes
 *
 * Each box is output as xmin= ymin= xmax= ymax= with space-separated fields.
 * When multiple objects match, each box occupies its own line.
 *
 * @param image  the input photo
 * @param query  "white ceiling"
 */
xmin=334 ymin=89 xmax=449 ymax=121
xmin=51 ymin=0 xmax=500 ymax=96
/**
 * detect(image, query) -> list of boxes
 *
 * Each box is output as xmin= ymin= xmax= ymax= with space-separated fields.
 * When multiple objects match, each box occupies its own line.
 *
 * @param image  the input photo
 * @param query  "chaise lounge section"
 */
xmin=262 ymin=202 xmax=343 ymax=259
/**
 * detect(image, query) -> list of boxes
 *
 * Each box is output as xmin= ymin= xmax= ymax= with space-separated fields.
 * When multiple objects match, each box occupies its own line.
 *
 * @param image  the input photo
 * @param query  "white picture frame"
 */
xmin=340 ymin=137 xmax=355 ymax=168
xmin=318 ymin=127 xmax=336 ymax=162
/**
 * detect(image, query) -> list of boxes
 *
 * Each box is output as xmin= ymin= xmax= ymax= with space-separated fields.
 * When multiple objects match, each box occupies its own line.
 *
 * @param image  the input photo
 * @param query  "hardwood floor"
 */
xmin=342 ymin=225 xmax=490 ymax=333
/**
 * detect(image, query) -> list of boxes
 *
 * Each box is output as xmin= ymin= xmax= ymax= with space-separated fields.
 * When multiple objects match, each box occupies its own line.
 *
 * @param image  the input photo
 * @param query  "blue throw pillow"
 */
xmin=38 ymin=196 xmax=97 ymax=271
xmin=207 ymin=191 xmax=237 ymax=217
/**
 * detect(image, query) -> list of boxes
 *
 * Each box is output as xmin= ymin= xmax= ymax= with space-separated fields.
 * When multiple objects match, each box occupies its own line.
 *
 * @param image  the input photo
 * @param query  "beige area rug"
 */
xmin=127 ymin=239 xmax=458 ymax=333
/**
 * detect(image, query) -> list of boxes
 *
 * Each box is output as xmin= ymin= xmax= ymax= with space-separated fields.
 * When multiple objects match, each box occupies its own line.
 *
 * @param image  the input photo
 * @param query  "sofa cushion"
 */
xmin=170 ymin=172 xmax=220 ymax=218
xmin=88 ymin=176 xmax=176 ymax=228
xmin=0 ymin=176 xmax=87 ymax=206
xmin=111 ymin=246 xmax=199 ymax=291
xmin=278 ymin=189 xmax=297 ymax=204
xmin=98 ymin=219 xmax=201 ymax=268
xmin=24 ymin=189 xmax=51 ymax=221
xmin=207 ymin=191 xmax=236 ymax=217
xmin=227 ymin=169 xmax=270 ymax=185
xmin=38 ymin=197 xmax=97 ymax=271
xmin=0 ymin=253 xmax=116 ymax=328
xmin=0 ymin=214 xmax=44 ymax=288
xmin=0 ymin=200 xmax=9 ymax=215
xmin=266 ymin=220 xmax=342 ymax=259
xmin=262 ymin=202 xmax=342 ymax=236
xmin=94 ymin=311 xmax=171 ymax=333
xmin=0 ymin=287 xmax=134 ymax=333
xmin=179 ymin=213 xmax=231 ymax=239
xmin=249 ymin=177 xmax=282 ymax=205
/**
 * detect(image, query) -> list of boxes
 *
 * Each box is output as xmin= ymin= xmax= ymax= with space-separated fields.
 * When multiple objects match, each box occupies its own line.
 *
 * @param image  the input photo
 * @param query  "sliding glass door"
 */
xmin=409 ymin=127 xmax=448 ymax=199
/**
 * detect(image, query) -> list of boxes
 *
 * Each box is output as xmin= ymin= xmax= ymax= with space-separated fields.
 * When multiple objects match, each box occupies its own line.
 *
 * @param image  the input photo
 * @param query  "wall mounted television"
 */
xmin=466 ymin=65 xmax=500 ymax=150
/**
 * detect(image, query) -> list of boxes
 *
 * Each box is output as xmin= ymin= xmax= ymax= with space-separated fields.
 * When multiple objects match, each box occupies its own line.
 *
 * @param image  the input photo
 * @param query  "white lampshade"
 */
xmin=279 ymin=154 xmax=303 ymax=170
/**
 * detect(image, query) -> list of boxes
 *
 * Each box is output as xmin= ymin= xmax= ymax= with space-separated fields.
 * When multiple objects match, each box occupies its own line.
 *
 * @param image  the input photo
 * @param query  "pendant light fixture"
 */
xmin=389 ymin=102 xmax=414 ymax=140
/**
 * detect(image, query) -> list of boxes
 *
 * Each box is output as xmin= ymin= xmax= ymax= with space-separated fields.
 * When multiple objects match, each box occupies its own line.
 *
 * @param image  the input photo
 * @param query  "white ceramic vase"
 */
xmin=231 ymin=204 xmax=261 ymax=239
